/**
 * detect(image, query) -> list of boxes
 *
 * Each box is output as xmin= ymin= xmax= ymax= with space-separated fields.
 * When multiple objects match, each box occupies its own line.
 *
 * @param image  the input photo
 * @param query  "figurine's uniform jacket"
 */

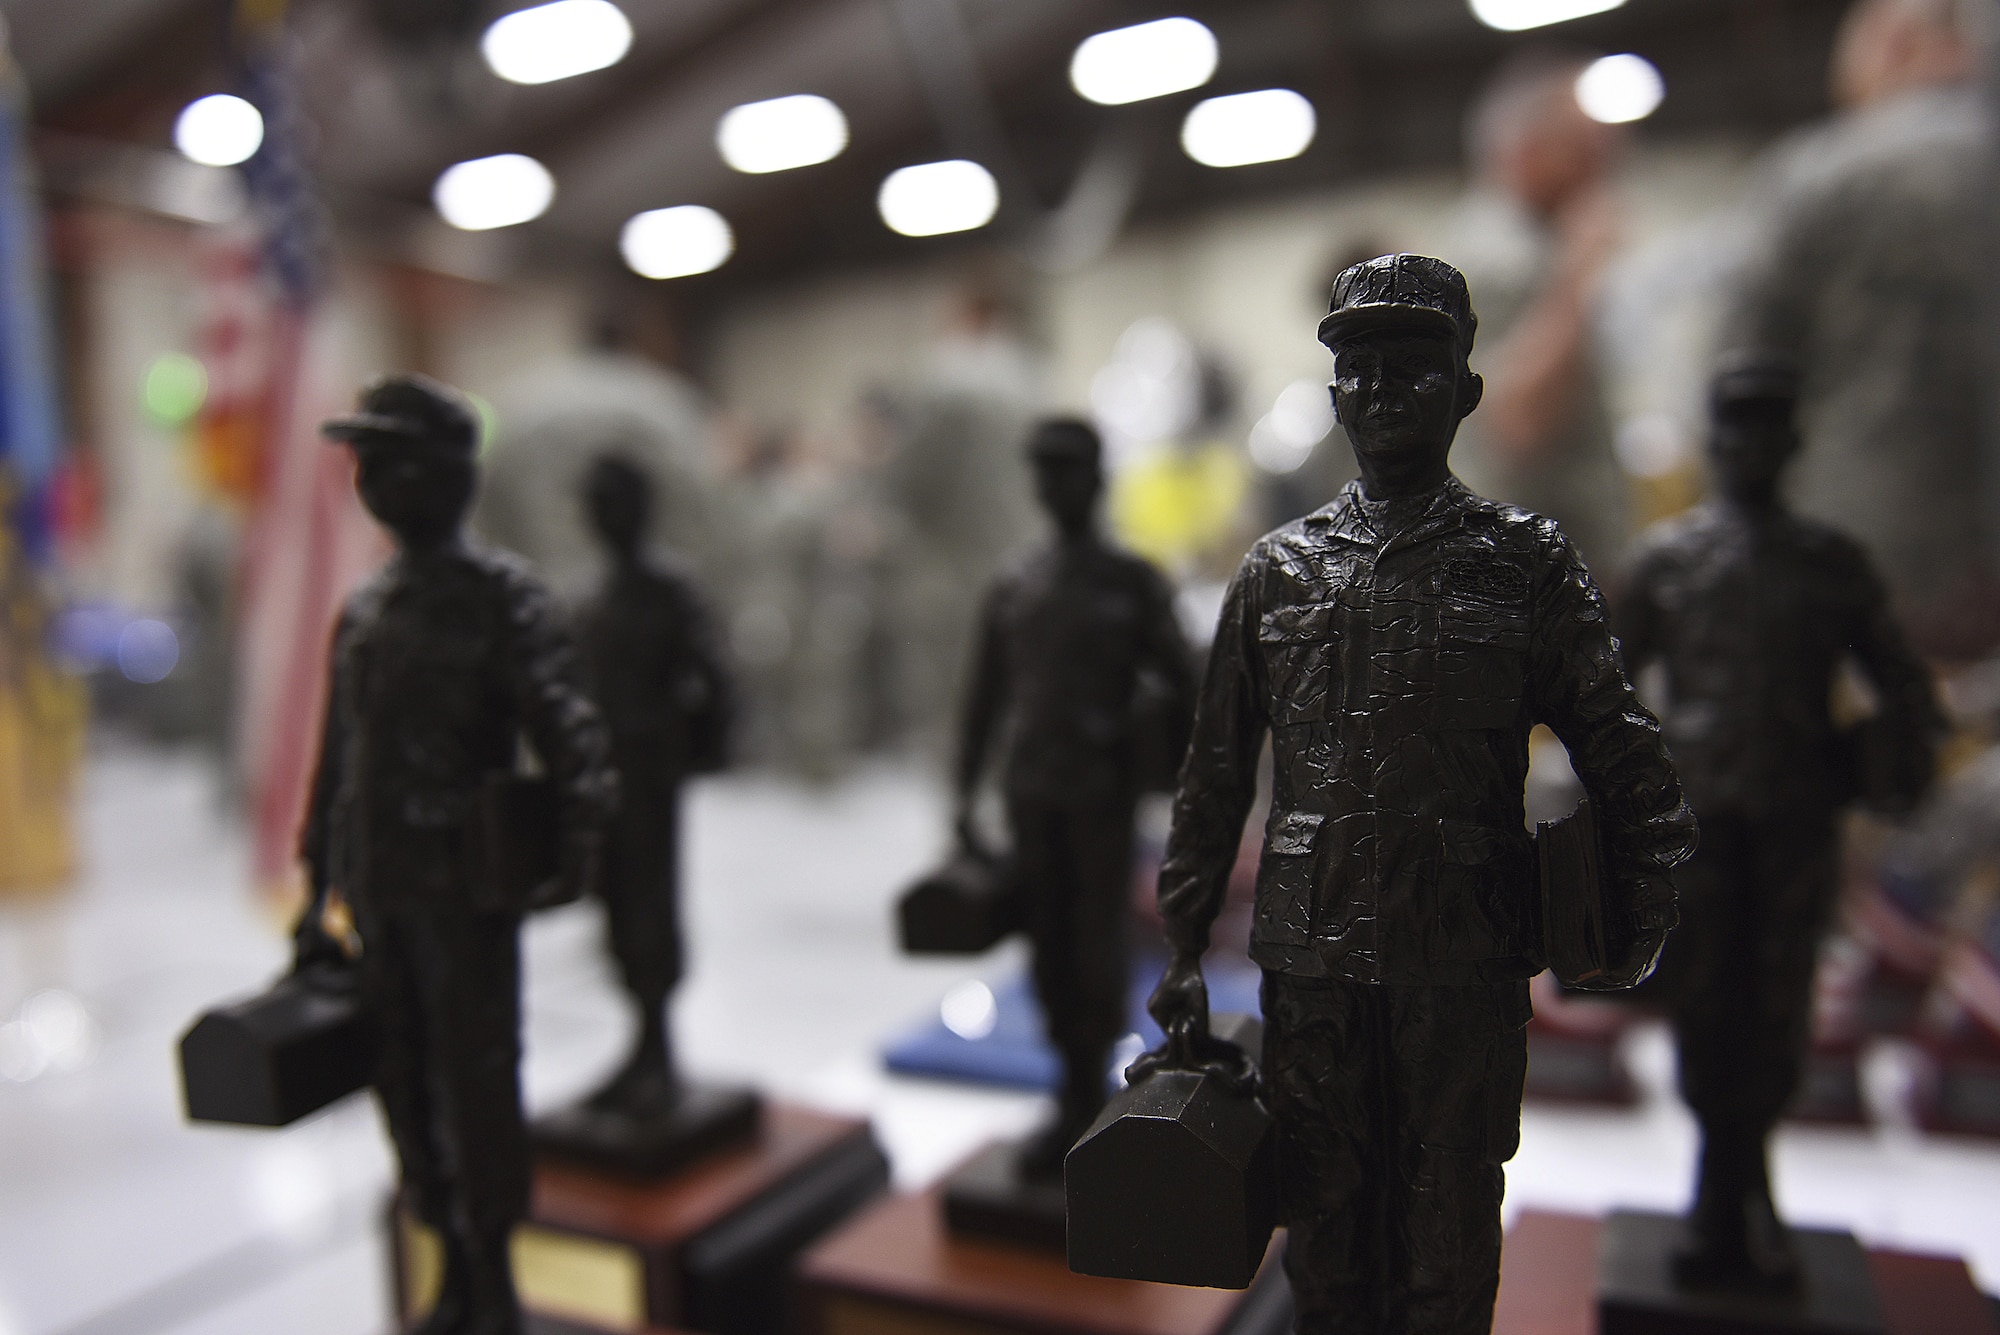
xmin=1160 ymin=478 xmax=1694 ymax=1333
xmin=302 ymin=541 xmax=614 ymax=1237
xmin=964 ymin=537 xmax=1193 ymax=1124
xmin=1619 ymin=502 xmax=1939 ymax=1165
xmin=577 ymin=556 xmax=730 ymax=1012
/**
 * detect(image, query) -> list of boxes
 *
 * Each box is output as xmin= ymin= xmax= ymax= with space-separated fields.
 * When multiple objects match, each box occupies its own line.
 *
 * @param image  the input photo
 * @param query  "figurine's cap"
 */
xmin=1318 ymin=253 xmax=1477 ymax=360
xmin=322 ymin=373 xmax=478 ymax=457
xmin=1710 ymin=349 xmax=1800 ymax=410
xmin=1026 ymin=416 xmax=1102 ymax=469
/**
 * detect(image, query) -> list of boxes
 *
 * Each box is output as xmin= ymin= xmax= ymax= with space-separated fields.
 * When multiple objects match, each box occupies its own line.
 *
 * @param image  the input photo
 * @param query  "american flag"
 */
xmin=223 ymin=6 xmax=384 ymax=900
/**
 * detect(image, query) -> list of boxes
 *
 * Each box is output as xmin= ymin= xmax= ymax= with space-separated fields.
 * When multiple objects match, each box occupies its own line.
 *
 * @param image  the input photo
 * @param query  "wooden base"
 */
xmin=534 ymin=1083 xmax=763 ymax=1180
xmin=1492 ymin=1211 xmax=1993 ymax=1335
xmin=795 ymin=1187 xmax=1291 ymax=1335
xmin=940 ymin=1141 xmax=1067 ymax=1253
xmin=1597 ymin=1210 xmax=1885 ymax=1334
xmin=392 ymin=1104 xmax=888 ymax=1335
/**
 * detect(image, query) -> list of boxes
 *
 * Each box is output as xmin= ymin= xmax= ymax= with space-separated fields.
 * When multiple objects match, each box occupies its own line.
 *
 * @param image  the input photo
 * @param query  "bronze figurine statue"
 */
xmin=1146 ymin=255 xmax=1697 ymax=1332
xmin=1617 ymin=352 xmax=1943 ymax=1291
xmin=573 ymin=452 xmax=733 ymax=1114
xmin=297 ymin=373 xmax=617 ymax=1335
xmin=955 ymin=417 xmax=1196 ymax=1177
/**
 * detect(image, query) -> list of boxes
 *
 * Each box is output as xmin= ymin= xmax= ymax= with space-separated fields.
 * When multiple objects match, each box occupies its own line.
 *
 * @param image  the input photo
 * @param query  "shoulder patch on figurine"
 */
xmin=1443 ymin=556 xmax=1529 ymax=606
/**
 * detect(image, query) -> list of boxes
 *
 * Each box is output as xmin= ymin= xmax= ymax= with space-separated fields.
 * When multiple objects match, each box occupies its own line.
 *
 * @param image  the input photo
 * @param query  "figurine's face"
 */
xmin=1708 ymin=398 xmax=1798 ymax=500
xmin=584 ymin=465 xmax=651 ymax=556
xmin=1032 ymin=453 xmax=1101 ymax=536
xmin=1330 ymin=329 xmax=1479 ymax=470
xmin=352 ymin=440 xmax=475 ymax=548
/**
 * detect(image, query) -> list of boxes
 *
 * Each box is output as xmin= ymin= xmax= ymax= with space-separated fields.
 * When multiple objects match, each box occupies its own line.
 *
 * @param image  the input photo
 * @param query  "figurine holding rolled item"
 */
xmin=1617 ymin=352 xmax=1943 ymax=1291
xmin=1146 ymin=255 xmax=1696 ymax=1334
xmin=574 ymin=452 xmax=732 ymax=1111
xmin=297 ymin=374 xmax=617 ymax=1335
xmin=956 ymin=417 xmax=1196 ymax=1176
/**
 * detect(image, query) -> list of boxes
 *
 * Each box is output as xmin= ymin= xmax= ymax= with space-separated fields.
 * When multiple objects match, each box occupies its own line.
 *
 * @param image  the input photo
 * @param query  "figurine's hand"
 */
xmin=291 ymin=894 xmax=349 ymax=978
xmin=1574 ymin=890 xmax=1677 ymax=991
xmin=1146 ymin=953 xmax=1210 ymax=1059
xmin=954 ymin=806 xmax=992 ymax=862
xmin=541 ymin=833 xmax=601 ymax=911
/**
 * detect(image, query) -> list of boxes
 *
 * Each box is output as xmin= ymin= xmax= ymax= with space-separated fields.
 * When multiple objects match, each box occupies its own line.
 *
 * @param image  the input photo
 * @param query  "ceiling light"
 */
xmin=716 ymin=94 xmax=849 ymax=174
xmin=621 ymin=205 xmax=733 ymax=279
xmin=174 ymin=94 xmax=263 ymax=167
xmin=877 ymin=160 xmax=998 ymax=238
xmin=1069 ymin=17 xmax=1218 ymax=106
xmin=482 ymin=0 xmax=632 ymax=86
xmin=1467 ymin=0 xmax=1624 ymax=32
xmin=1575 ymin=53 xmax=1665 ymax=124
xmin=1180 ymin=89 xmax=1316 ymax=168
xmin=433 ymin=154 xmax=555 ymax=231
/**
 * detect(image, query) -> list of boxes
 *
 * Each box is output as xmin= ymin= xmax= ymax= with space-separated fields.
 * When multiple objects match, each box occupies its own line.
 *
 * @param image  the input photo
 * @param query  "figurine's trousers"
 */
xmin=1008 ymin=793 xmax=1134 ymax=1124
xmin=1647 ymin=811 xmax=1840 ymax=1153
xmin=599 ymin=779 xmax=685 ymax=1007
xmin=1261 ymin=974 xmax=1529 ymax=1335
xmin=358 ymin=902 xmax=531 ymax=1240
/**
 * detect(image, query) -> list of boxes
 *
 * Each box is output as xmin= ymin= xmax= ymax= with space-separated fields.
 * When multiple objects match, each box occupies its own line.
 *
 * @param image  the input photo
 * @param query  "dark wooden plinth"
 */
xmin=393 ymin=1104 xmax=889 ymax=1335
xmin=1597 ymin=1210 xmax=1886 ymax=1335
xmin=795 ymin=1187 xmax=1292 ymax=1335
xmin=522 ymin=1316 xmax=684 ymax=1335
xmin=941 ymin=1141 xmax=1067 ymax=1252
xmin=1491 ymin=1211 xmax=1994 ymax=1335
xmin=534 ymin=1083 xmax=763 ymax=1180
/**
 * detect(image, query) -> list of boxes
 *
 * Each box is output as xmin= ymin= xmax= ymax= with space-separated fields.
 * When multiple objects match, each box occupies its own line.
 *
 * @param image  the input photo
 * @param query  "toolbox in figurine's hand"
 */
xmin=897 ymin=844 xmax=1021 ymax=954
xmin=179 ymin=960 xmax=378 ymax=1127
xmin=1064 ymin=1012 xmax=1277 ymax=1290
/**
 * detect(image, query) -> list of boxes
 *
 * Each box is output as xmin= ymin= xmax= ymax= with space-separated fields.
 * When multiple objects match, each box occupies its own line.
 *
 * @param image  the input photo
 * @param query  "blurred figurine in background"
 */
xmin=956 ymin=418 xmax=1195 ymax=1175
xmin=1618 ymin=353 xmax=1943 ymax=1289
xmin=299 ymin=374 xmax=616 ymax=1335
xmin=1445 ymin=50 xmax=1631 ymax=575
xmin=1149 ymin=255 xmax=1695 ymax=1333
xmin=1726 ymin=0 xmax=1997 ymax=658
xmin=574 ymin=452 xmax=732 ymax=1111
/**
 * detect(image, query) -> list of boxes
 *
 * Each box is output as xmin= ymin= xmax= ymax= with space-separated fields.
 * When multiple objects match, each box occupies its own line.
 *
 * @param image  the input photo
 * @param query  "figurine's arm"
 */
xmin=1150 ymin=562 xmax=1267 ymax=1036
xmin=1528 ymin=532 xmax=1697 ymax=986
xmin=1139 ymin=564 xmax=1200 ymax=746
xmin=682 ymin=581 xmax=737 ymax=773
xmin=1847 ymin=546 xmax=1948 ymax=809
xmin=1609 ymin=547 xmax=1664 ymax=677
xmin=952 ymin=585 xmax=1008 ymax=851
xmin=506 ymin=576 xmax=619 ymax=902
xmin=293 ymin=612 xmax=351 ymax=970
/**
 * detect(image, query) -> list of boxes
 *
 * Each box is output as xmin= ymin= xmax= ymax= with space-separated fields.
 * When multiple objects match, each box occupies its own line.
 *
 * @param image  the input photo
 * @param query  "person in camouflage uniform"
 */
xmin=1149 ymin=256 xmax=1696 ymax=1335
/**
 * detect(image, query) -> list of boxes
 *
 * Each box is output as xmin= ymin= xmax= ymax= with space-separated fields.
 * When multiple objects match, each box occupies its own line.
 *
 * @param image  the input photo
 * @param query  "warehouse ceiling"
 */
xmin=5 ymin=0 xmax=1852 ymax=302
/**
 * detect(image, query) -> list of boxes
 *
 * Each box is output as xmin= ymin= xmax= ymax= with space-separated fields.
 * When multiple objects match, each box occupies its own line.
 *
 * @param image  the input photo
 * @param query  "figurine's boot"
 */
xmin=460 ymin=1226 xmax=525 ymax=1335
xmin=1674 ymin=1127 xmax=1800 ymax=1292
xmin=585 ymin=1000 xmax=680 ymax=1114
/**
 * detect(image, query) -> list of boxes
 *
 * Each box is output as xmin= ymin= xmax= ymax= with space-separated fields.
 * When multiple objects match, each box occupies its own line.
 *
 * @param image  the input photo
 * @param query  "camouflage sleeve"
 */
xmin=504 ymin=573 xmax=618 ymax=846
xmin=1156 ymin=555 xmax=1268 ymax=959
xmin=1527 ymin=528 xmax=1697 ymax=926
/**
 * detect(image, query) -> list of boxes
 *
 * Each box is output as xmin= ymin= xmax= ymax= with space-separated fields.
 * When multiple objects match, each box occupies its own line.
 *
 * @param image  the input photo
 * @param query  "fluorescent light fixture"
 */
xmin=482 ymin=0 xmax=632 ymax=85
xmin=1069 ymin=17 xmax=1217 ymax=106
xmin=174 ymin=94 xmax=263 ymax=167
xmin=433 ymin=153 xmax=555 ymax=231
xmin=717 ymin=94 xmax=849 ymax=174
xmin=1575 ymin=53 xmax=1665 ymax=124
xmin=1467 ymin=0 xmax=1624 ymax=32
xmin=621 ymin=205 xmax=734 ymax=279
xmin=877 ymin=159 xmax=999 ymax=238
xmin=1181 ymin=89 xmax=1316 ymax=168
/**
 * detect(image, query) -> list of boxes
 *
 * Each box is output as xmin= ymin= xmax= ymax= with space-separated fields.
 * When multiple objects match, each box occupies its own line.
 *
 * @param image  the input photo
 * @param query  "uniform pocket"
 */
xmin=1253 ymin=810 xmax=1324 ymax=946
xmin=1435 ymin=593 xmax=1527 ymax=731
xmin=1435 ymin=819 xmax=1529 ymax=961
xmin=1260 ymin=602 xmax=1339 ymax=725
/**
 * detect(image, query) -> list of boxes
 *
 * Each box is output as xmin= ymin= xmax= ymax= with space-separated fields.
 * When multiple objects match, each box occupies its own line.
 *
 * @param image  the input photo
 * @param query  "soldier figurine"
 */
xmin=1618 ymin=352 xmax=1943 ymax=1290
xmin=957 ymin=417 xmax=1195 ymax=1177
xmin=569 ymin=452 xmax=734 ymax=1116
xmin=298 ymin=374 xmax=617 ymax=1335
xmin=1147 ymin=255 xmax=1697 ymax=1333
